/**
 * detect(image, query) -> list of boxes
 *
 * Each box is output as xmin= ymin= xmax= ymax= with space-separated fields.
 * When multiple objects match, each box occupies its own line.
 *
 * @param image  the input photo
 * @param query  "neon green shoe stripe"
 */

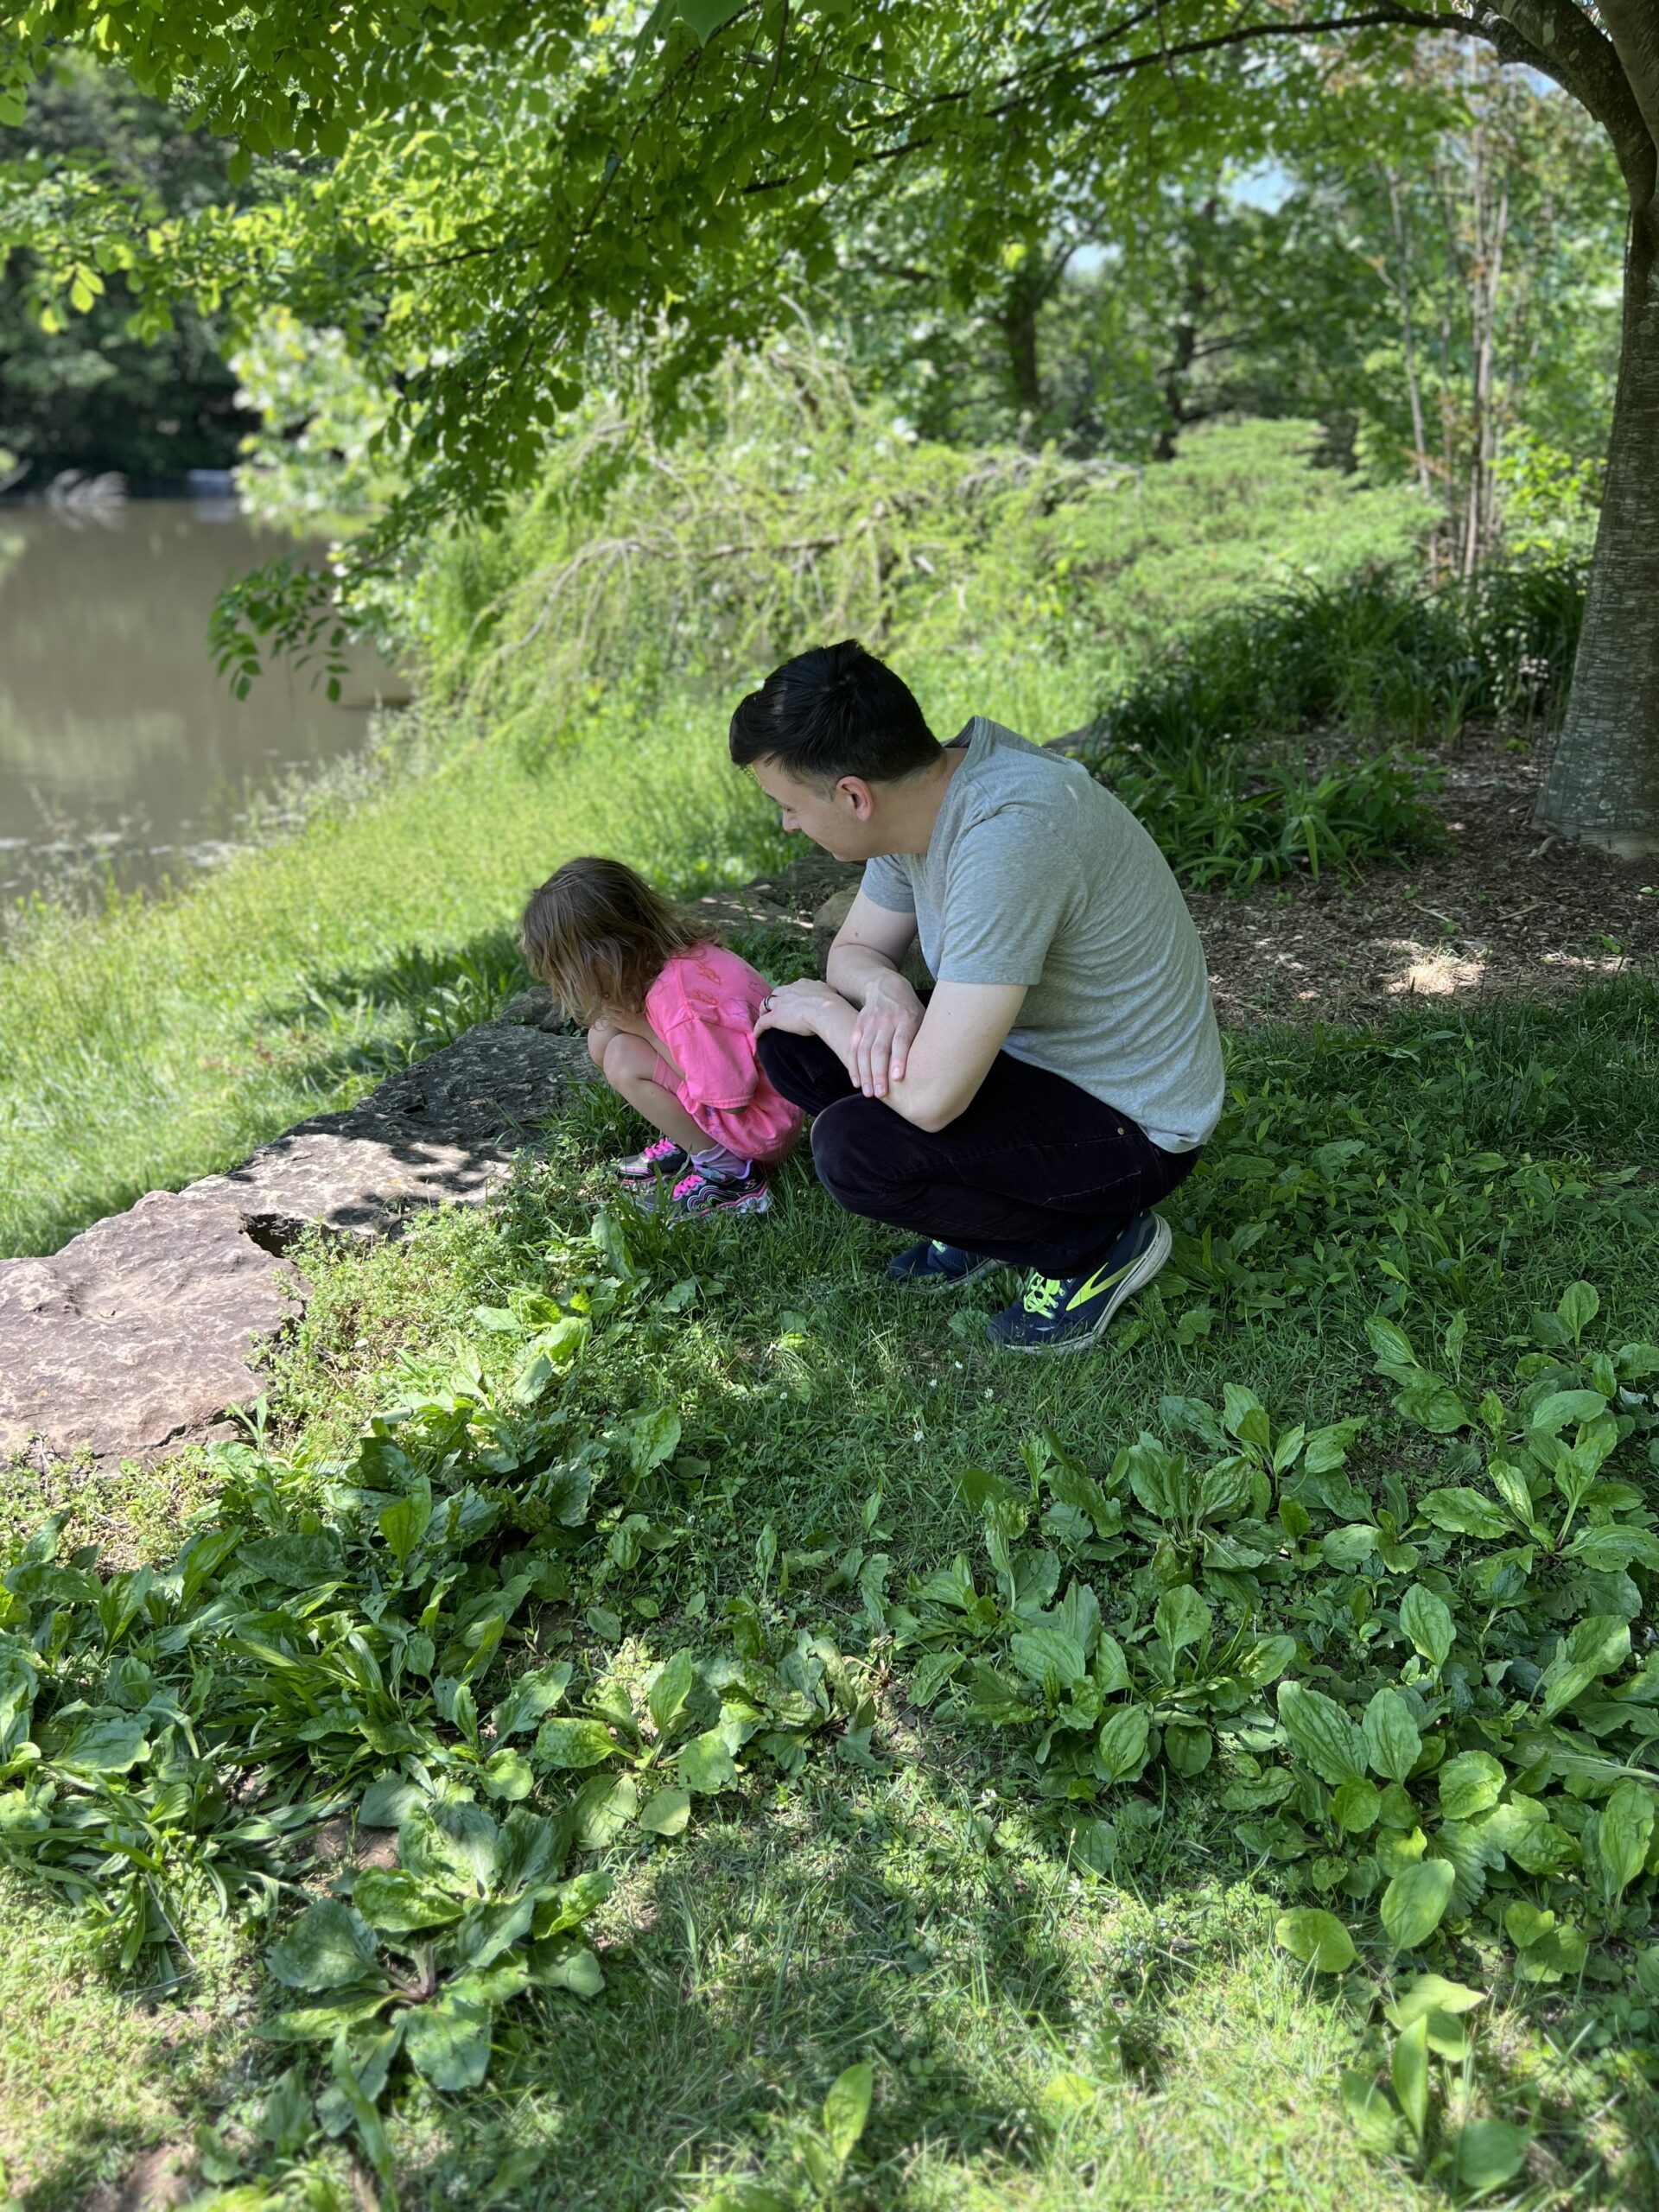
xmin=1065 ymin=1258 xmax=1131 ymax=1312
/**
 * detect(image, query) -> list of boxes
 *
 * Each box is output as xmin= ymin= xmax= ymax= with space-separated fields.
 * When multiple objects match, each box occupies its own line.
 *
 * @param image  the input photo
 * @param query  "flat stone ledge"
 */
xmin=0 ymin=1188 xmax=302 ymax=1465
xmin=0 ymin=1017 xmax=593 ymax=1468
xmin=188 ymin=1020 xmax=592 ymax=1243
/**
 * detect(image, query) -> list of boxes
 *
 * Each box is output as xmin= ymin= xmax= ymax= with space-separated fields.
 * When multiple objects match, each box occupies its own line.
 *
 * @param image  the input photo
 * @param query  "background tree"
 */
xmin=0 ymin=56 xmax=250 ymax=479
xmin=1 ymin=1 xmax=1653 ymax=846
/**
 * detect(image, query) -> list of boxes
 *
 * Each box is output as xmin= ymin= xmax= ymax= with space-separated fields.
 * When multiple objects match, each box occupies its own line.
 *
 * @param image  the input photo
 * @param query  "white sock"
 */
xmin=691 ymin=1142 xmax=750 ymax=1179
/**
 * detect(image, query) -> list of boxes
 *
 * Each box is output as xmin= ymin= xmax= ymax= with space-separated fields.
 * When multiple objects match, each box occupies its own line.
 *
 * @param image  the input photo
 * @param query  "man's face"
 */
xmin=749 ymin=757 xmax=880 ymax=860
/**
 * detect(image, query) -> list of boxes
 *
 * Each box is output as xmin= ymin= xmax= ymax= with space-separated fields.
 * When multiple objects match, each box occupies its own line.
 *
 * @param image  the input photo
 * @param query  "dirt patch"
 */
xmin=1183 ymin=728 xmax=1658 ymax=1026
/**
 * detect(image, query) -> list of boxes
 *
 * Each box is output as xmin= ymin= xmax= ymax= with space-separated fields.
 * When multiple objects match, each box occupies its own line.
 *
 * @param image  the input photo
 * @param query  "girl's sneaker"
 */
xmin=667 ymin=1164 xmax=770 ymax=1220
xmin=615 ymin=1137 xmax=690 ymax=1185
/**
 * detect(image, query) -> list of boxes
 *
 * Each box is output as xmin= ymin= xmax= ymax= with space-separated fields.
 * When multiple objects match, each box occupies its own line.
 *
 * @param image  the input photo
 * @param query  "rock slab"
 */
xmin=0 ymin=1188 xmax=302 ymax=1465
xmin=188 ymin=1020 xmax=590 ymax=1242
xmin=0 ymin=1019 xmax=591 ymax=1467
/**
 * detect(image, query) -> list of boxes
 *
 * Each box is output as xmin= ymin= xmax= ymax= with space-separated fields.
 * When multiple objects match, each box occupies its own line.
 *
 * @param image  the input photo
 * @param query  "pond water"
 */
xmin=0 ymin=497 xmax=402 ymax=905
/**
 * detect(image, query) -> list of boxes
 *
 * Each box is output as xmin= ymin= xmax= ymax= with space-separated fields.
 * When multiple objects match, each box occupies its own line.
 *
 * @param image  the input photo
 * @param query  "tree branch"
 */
xmin=1465 ymin=1 xmax=1654 ymax=201
xmin=1591 ymin=0 xmax=1659 ymax=181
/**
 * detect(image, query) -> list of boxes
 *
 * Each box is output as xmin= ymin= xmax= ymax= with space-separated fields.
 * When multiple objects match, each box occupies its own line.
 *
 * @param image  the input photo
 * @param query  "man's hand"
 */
xmin=753 ymin=977 xmax=845 ymax=1039
xmin=849 ymin=971 xmax=924 ymax=1098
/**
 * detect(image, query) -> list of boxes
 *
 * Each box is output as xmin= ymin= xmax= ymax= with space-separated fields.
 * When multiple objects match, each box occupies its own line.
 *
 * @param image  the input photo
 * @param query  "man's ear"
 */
xmin=835 ymin=776 xmax=877 ymax=820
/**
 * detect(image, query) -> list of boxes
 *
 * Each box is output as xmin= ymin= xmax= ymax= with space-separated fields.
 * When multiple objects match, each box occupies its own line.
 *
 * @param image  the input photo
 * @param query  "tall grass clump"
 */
xmin=1089 ymin=560 xmax=1587 ymax=758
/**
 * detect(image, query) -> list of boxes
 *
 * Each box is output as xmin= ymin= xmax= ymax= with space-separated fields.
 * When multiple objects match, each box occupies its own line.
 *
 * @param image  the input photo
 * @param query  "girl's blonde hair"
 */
xmin=520 ymin=855 xmax=702 ymax=1024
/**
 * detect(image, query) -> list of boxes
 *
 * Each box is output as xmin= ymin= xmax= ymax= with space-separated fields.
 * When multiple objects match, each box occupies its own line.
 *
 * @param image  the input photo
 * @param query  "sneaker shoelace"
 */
xmin=1023 ymin=1274 xmax=1065 ymax=1317
xmin=641 ymin=1138 xmax=682 ymax=1165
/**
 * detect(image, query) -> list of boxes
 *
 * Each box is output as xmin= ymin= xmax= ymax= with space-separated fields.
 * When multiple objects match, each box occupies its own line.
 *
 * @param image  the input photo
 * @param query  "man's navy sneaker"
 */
xmin=986 ymin=1211 xmax=1173 ymax=1353
xmin=887 ymin=1238 xmax=1002 ymax=1291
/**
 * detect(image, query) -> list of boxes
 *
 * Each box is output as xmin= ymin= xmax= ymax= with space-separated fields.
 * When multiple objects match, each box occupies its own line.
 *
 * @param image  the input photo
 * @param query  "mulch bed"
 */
xmin=1185 ymin=728 xmax=1658 ymax=1027
xmin=729 ymin=734 xmax=1658 ymax=1029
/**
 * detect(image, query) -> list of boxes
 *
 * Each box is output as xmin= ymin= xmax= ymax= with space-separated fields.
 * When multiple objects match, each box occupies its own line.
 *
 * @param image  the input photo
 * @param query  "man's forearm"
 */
xmin=825 ymin=938 xmax=904 ymax=1003
xmin=802 ymin=989 xmax=957 ymax=1130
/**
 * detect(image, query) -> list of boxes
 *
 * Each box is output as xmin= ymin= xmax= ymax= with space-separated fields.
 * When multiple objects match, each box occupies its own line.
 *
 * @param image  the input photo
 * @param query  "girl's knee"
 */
xmin=587 ymin=1020 xmax=617 ymax=1070
xmin=602 ymin=1029 xmax=655 ymax=1086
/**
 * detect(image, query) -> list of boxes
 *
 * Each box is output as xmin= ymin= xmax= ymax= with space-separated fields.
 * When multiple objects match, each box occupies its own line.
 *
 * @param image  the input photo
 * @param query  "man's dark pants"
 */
xmin=756 ymin=1031 xmax=1200 ymax=1278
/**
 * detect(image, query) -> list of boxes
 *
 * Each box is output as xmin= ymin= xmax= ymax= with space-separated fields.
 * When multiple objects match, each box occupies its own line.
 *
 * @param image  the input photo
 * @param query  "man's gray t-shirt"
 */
xmin=861 ymin=716 xmax=1224 ymax=1152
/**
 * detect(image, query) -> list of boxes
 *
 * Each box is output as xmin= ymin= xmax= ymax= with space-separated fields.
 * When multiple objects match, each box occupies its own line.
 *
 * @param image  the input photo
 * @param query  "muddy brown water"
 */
xmin=0 ymin=496 xmax=401 ymax=903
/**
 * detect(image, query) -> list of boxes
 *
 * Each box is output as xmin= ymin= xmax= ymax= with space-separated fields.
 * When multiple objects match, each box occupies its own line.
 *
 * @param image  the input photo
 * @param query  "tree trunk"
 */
xmin=1003 ymin=293 xmax=1042 ymax=418
xmin=1534 ymin=209 xmax=1659 ymax=855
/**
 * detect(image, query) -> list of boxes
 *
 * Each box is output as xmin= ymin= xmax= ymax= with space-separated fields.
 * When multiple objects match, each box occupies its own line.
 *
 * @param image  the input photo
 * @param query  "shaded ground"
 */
xmin=1187 ymin=728 xmax=1659 ymax=1024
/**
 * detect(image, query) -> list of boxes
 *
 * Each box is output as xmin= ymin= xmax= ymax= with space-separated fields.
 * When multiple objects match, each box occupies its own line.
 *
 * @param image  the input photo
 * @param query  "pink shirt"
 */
xmin=644 ymin=943 xmax=804 ymax=1165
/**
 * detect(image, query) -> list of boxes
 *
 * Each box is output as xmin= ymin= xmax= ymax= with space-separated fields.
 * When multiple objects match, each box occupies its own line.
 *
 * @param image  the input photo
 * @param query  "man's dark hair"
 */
xmin=728 ymin=640 xmax=938 ymax=785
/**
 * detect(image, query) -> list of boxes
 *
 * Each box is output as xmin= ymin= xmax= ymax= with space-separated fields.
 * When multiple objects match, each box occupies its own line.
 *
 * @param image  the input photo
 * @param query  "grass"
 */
xmin=5 ymin=976 xmax=1657 ymax=2211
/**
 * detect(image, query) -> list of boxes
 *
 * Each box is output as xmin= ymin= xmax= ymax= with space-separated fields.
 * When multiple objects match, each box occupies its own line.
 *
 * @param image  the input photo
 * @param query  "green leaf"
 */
xmin=567 ymin=1771 xmax=635 ymax=1852
xmin=1418 ymin=1487 xmax=1515 ymax=1541
xmin=491 ymin=1662 xmax=572 ymax=1738
xmin=359 ymin=1775 xmax=426 ymax=1828
xmin=402 ymin=1992 xmax=493 ymax=2091
xmin=1450 ymin=2120 xmax=1530 ymax=2195
xmin=638 ymin=1784 xmax=692 ymax=1835
xmin=1332 ymin=1777 xmax=1382 ymax=1833
xmin=1556 ymin=1280 xmax=1599 ymax=1341
xmin=238 ymin=1534 xmax=344 ymax=1588
xmin=1096 ymin=1702 xmax=1150 ymax=1782
xmin=1154 ymin=1584 xmax=1212 ymax=1654
xmin=353 ymin=1869 xmax=464 ymax=1934
xmin=1366 ymin=1317 xmax=1418 ymax=1370
xmin=675 ymin=0 xmax=750 ymax=43
xmin=1386 ymin=1973 xmax=1485 ymax=2029
xmin=1010 ymin=1624 xmax=1088 ymax=1690
xmin=532 ymin=1942 xmax=605 ymax=1997
xmin=378 ymin=1483 xmax=432 ymax=1568
xmin=1398 ymin=1585 xmax=1455 ymax=1669
xmin=534 ymin=1718 xmax=621 ymax=1770
xmin=480 ymin=1747 xmax=536 ymax=1801
xmin=1391 ymin=2013 xmax=1429 ymax=2144
xmin=1598 ymin=1779 xmax=1656 ymax=1897
xmin=58 ymin=1717 xmax=149 ymax=1774
xmin=821 ymin=2060 xmax=874 ymax=2164
xmin=1321 ymin=1524 xmax=1381 ymax=1570
xmin=1540 ymin=1615 xmax=1630 ymax=1719
xmin=647 ymin=1649 xmax=698 ymax=1739
xmin=1274 ymin=1907 xmax=1356 ymax=1972
xmin=1277 ymin=1681 xmax=1367 ymax=1786
xmin=1381 ymin=1859 xmax=1455 ymax=1949
xmin=328 ymin=2034 xmax=395 ymax=2187
xmin=627 ymin=1405 xmax=682 ymax=1478
xmin=267 ymin=1902 xmax=379 ymax=1993
xmin=1362 ymin=1689 xmax=1422 ymax=1784
xmin=1397 ymin=1376 xmax=1471 ymax=1433
xmin=1340 ymin=2068 xmax=1400 ymax=2153
xmin=1164 ymin=1721 xmax=1212 ymax=1777
xmin=1437 ymin=1751 xmax=1505 ymax=1821
xmin=1240 ymin=1634 xmax=1297 ymax=1687
xmin=1529 ymin=1387 xmax=1609 ymax=1435
xmin=677 ymin=1729 xmax=739 ymax=1794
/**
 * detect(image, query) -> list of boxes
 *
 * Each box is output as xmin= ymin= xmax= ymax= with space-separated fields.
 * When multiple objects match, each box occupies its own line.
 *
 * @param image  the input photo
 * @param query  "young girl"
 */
xmin=520 ymin=855 xmax=804 ymax=1218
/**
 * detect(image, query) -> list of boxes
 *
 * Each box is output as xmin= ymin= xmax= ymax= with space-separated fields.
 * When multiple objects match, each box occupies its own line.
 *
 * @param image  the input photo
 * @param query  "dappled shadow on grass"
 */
xmin=387 ymin=1770 xmax=1400 ymax=2212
